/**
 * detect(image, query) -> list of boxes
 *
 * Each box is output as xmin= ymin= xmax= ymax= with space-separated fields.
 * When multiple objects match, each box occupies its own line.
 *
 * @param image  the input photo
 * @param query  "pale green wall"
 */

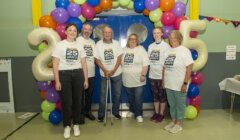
xmin=0 ymin=0 xmax=240 ymax=57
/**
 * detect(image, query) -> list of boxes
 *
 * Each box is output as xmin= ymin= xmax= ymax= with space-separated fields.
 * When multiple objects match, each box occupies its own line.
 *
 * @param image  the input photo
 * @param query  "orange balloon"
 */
xmin=195 ymin=105 xmax=200 ymax=113
xmin=100 ymin=0 xmax=112 ymax=11
xmin=70 ymin=0 xmax=74 ymax=3
xmin=143 ymin=9 xmax=149 ymax=16
xmin=39 ymin=15 xmax=57 ymax=29
xmin=40 ymin=91 xmax=46 ymax=100
xmin=95 ymin=5 xmax=102 ymax=14
xmin=160 ymin=0 xmax=175 ymax=12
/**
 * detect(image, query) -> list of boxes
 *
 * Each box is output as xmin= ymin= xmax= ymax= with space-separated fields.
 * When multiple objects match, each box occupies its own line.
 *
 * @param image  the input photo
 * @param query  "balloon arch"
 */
xmin=28 ymin=0 xmax=207 ymax=125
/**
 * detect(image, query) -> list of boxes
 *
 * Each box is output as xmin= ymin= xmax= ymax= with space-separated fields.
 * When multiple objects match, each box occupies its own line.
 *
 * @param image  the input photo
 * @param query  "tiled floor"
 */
xmin=1 ymin=109 xmax=240 ymax=140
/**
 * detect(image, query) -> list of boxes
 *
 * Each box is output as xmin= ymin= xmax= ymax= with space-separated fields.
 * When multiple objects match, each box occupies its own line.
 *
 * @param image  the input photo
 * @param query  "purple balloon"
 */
xmin=67 ymin=3 xmax=81 ymax=17
xmin=162 ymin=25 xmax=174 ymax=39
xmin=51 ymin=8 xmax=69 ymax=24
xmin=46 ymin=88 xmax=60 ymax=103
xmin=145 ymin=0 xmax=159 ymax=11
xmin=37 ymin=81 xmax=50 ymax=91
xmin=171 ymin=1 xmax=186 ymax=17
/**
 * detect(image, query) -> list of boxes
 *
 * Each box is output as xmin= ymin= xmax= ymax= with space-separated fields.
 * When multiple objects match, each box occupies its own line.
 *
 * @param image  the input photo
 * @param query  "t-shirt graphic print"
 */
xmin=66 ymin=48 xmax=79 ymax=64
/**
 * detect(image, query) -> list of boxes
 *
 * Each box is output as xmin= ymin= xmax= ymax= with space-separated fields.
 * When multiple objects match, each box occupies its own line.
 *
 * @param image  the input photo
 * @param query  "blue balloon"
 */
xmin=87 ymin=0 xmax=100 ymax=7
xmin=67 ymin=17 xmax=83 ymax=31
xmin=49 ymin=110 xmax=62 ymax=125
xmin=187 ymin=83 xmax=200 ymax=97
xmin=55 ymin=0 xmax=70 ymax=9
xmin=134 ymin=1 xmax=145 ymax=13
xmin=191 ymin=49 xmax=198 ymax=60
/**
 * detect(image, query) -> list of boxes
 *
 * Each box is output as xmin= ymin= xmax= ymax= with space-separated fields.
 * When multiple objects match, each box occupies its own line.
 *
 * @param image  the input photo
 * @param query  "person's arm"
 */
xmin=181 ymin=63 xmax=193 ymax=93
xmin=162 ymin=67 xmax=165 ymax=88
xmin=81 ymin=58 xmax=89 ymax=89
xmin=95 ymin=58 xmax=109 ymax=77
xmin=52 ymin=57 xmax=61 ymax=91
xmin=109 ymin=55 xmax=122 ymax=77
xmin=140 ymin=66 xmax=148 ymax=82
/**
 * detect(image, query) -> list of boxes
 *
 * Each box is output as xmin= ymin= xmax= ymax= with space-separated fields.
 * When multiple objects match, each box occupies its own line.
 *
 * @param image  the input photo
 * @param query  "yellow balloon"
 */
xmin=119 ymin=0 xmax=130 ymax=7
xmin=149 ymin=8 xmax=163 ymax=23
xmin=126 ymin=1 xmax=134 ymax=10
xmin=112 ymin=1 xmax=119 ymax=8
xmin=74 ymin=0 xmax=86 ymax=5
xmin=154 ymin=21 xmax=163 ymax=27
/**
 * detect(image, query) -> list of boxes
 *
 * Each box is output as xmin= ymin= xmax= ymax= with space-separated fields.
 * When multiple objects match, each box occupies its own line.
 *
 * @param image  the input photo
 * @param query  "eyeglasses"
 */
xmin=129 ymin=38 xmax=137 ymax=41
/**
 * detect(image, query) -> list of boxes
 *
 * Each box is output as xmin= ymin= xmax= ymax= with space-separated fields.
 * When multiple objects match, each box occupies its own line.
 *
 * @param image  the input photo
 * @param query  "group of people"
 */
xmin=52 ymin=23 xmax=193 ymax=138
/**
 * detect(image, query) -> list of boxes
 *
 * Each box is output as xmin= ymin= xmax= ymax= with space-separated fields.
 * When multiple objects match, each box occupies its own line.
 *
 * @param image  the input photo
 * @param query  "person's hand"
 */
xmin=103 ymin=69 xmax=109 ymax=78
xmin=109 ymin=70 xmax=115 ymax=77
xmin=55 ymin=81 xmax=61 ymax=91
xmin=84 ymin=81 xmax=89 ymax=90
xmin=140 ymin=75 xmax=146 ymax=82
xmin=181 ymin=84 xmax=187 ymax=93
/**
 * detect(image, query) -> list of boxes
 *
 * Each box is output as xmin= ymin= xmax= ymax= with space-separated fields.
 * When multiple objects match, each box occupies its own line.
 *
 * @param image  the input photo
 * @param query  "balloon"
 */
xmin=39 ymin=15 xmax=57 ymax=29
xmin=74 ymin=0 xmax=86 ymax=4
xmin=95 ymin=5 xmax=102 ymax=14
xmin=100 ymin=0 xmax=112 ymax=11
xmin=41 ymin=111 xmax=50 ymax=121
xmin=126 ymin=1 xmax=134 ymax=10
xmin=171 ymin=1 xmax=186 ymax=17
xmin=161 ymin=11 xmax=176 ymax=26
xmin=112 ymin=1 xmax=119 ymax=8
xmin=79 ymin=15 xmax=86 ymax=23
xmin=145 ymin=0 xmax=159 ymax=11
xmin=162 ymin=25 xmax=174 ymax=38
xmin=143 ymin=9 xmax=149 ymax=16
xmin=119 ymin=0 xmax=131 ymax=7
xmin=40 ymin=91 xmax=46 ymax=100
xmin=186 ymin=97 xmax=190 ymax=105
xmin=154 ymin=21 xmax=163 ymax=27
xmin=41 ymin=100 xmax=56 ymax=113
xmin=189 ymin=95 xmax=201 ymax=107
xmin=134 ymin=0 xmax=145 ymax=13
xmin=46 ymin=88 xmax=60 ymax=103
xmin=191 ymin=71 xmax=204 ymax=85
xmin=185 ymin=105 xmax=197 ymax=119
xmin=55 ymin=0 xmax=70 ymax=9
xmin=190 ymin=31 xmax=198 ymax=38
xmin=195 ymin=105 xmax=200 ymax=113
xmin=191 ymin=49 xmax=198 ymax=60
xmin=67 ymin=17 xmax=83 ymax=31
xmin=88 ymin=0 xmax=100 ymax=7
xmin=55 ymin=100 xmax=62 ymax=111
xmin=51 ymin=8 xmax=69 ymax=24
xmin=187 ymin=83 xmax=200 ymax=97
xmin=38 ymin=43 xmax=47 ymax=53
xmin=37 ymin=81 xmax=50 ymax=91
xmin=81 ymin=3 xmax=96 ymax=20
xmin=174 ymin=16 xmax=187 ymax=30
xmin=149 ymin=8 xmax=163 ymax=23
xmin=67 ymin=3 xmax=81 ymax=17
xmin=49 ymin=110 xmax=62 ymax=125
xmin=160 ymin=0 xmax=175 ymax=12
xmin=55 ymin=24 xmax=67 ymax=40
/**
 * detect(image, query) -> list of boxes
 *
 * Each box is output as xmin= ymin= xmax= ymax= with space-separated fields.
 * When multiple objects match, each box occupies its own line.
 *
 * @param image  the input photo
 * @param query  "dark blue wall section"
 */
xmin=89 ymin=15 xmax=154 ymax=103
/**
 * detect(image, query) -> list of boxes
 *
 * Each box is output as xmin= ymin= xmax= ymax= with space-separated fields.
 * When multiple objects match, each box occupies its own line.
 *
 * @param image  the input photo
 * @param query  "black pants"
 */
xmin=59 ymin=69 xmax=84 ymax=127
xmin=81 ymin=77 xmax=94 ymax=114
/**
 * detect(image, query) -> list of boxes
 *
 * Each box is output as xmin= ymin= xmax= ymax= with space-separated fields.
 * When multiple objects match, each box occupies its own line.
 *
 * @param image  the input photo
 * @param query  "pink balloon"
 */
xmin=190 ymin=31 xmax=198 ymax=38
xmin=191 ymin=72 xmax=204 ymax=85
xmin=161 ymin=11 xmax=176 ymax=26
xmin=55 ymin=24 xmax=67 ymax=40
xmin=174 ymin=16 xmax=187 ymax=30
xmin=56 ymin=100 xmax=62 ymax=111
xmin=81 ymin=3 xmax=96 ymax=20
xmin=189 ymin=95 xmax=201 ymax=107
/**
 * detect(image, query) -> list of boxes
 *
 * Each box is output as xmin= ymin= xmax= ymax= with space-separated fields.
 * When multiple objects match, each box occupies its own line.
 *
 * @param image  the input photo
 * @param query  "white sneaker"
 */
xmin=169 ymin=124 xmax=183 ymax=134
xmin=136 ymin=116 xmax=143 ymax=123
xmin=73 ymin=125 xmax=80 ymax=137
xmin=126 ymin=111 xmax=133 ymax=118
xmin=164 ymin=122 xmax=175 ymax=131
xmin=64 ymin=126 xmax=71 ymax=139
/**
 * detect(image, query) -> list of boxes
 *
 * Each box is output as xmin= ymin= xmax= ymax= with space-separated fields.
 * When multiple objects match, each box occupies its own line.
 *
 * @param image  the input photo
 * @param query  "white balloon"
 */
xmin=28 ymin=27 xmax=61 ymax=81
xmin=180 ymin=20 xmax=208 ymax=72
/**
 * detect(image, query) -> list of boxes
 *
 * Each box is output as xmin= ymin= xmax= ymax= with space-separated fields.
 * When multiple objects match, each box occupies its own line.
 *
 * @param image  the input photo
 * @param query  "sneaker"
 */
xmin=169 ymin=124 xmax=183 ymax=134
xmin=73 ymin=125 xmax=80 ymax=136
xmin=126 ymin=111 xmax=133 ymax=118
xmin=150 ymin=113 xmax=159 ymax=121
xmin=98 ymin=116 xmax=104 ymax=122
xmin=114 ymin=114 xmax=122 ymax=120
xmin=155 ymin=115 xmax=164 ymax=123
xmin=136 ymin=116 xmax=143 ymax=123
xmin=164 ymin=122 xmax=175 ymax=131
xmin=63 ymin=126 xmax=71 ymax=139
xmin=86 ymin=112 xmax=96 ymax=120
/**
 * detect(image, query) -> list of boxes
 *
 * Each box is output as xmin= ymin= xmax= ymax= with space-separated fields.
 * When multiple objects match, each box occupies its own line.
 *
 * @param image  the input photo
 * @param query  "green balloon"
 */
xmin=74 ymin=0 xmax=86 ymax=5
xmin=79 ymin=15 xmax=86 ymax=23
xmin=154 ymin=21 xmax=163 ymax=27
xmin=185 ymin=105 xmax=198 ymax=119
xmin=38 ymin=43 xmax=47 ymax=53
xmin=41 ymin=111 xmax=50 ymax=121
xmin=41 ymin=100 xmax=55 ymax=113
xmin=149 ymin=8 xmax=163 ymax=23
xmin=112 ymin=1 xmax=119 ymax=9
xmin=126 ymin=1 xmax=134 ymax=10
xmin=119 ymin=0 xmax=131 ymax=7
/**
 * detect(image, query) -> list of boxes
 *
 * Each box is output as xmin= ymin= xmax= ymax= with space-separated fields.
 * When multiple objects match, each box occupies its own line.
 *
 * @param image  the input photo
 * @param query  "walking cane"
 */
xmin=104 ymin=78 xmax=113 ymax=126
xmin=104 ymin=78 xmax=109 ymax=126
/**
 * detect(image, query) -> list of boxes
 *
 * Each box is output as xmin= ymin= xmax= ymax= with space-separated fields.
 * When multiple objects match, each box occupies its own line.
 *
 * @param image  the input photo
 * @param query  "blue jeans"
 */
xmin=98 ymin=74 xmax=122 ymax=117
xmin=125 ymin=85 xmax=145 ymax=117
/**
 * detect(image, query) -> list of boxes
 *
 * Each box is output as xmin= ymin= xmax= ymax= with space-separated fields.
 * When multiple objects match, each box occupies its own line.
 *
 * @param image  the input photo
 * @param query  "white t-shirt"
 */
xmin=77 ymin=36 xmax=95 ymax=78
xmin=163 ymin=45 xmax=194 ymax=91
xmin=94 ymin=39 xmax=123 ymax=77
xmin=122 ymin=46 xmax=149 ymax=87
xmin=52 ymin=40 xmax=86 ymax=70
xmin=148 ymin=41 xmax=171 ymax=79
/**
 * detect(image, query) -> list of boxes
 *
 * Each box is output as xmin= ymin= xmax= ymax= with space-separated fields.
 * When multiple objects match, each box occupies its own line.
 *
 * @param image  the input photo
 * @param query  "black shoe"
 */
xmin=114 ymin=114 xmax=121 ymax=120
xmin=86 ymin=112 xmax=96 ymax=120
xmin=98 ymin=116 xmax=104 ymax=122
